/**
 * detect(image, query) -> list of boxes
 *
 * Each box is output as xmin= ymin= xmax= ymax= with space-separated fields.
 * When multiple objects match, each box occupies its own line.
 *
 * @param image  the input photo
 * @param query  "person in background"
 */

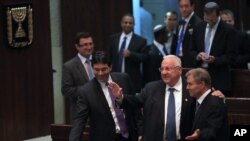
xmin=69 ymin=51 xmax=141 ymax=141
xmin=172 ymin=0 xmax=202 ymax=68
xmin=220 ymin=9 xmax=250 ymax=69
xmin=164 ymin=11 xmax=178 ymax=54
xmin=185 ymin=68 xmax=229 ymax=141
xmin=108 ymin=13 xmax=147 ymax=93
xmin=61 ymin=32 xmax=94 ymax=123
xmin=108 ymin=55 xmax=225 ymax=141
xmin=190 ymin=2 xmax=236 ymax=96
xmin=143 ymin=24 xmax=168 ymax=84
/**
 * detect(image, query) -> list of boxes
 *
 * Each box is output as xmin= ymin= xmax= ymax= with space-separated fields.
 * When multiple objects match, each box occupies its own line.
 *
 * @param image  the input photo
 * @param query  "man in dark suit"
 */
xmin=109 ymin=55 xmax=224 ymax=141
xmin=220 ymin=9 xmax=250 ymax=69
xmin=171 ymin=0 xmax=202 ymax=68
xmin=164 ymin=11 xmax=178 ymax=54
xmin=143 ymin=24 xmax=168 ymax=84
xmin=69 ymin=51 xmax=140 ymax=141
xmin=61 ymin=32 xmax=94 ymax=123
xmin=185 ymin=68 xmax=229 ymax=141
xmin=190 ymin=2 xmax=236 ymax=96
xmin=108 ymin=13 xmax=147 ymax=93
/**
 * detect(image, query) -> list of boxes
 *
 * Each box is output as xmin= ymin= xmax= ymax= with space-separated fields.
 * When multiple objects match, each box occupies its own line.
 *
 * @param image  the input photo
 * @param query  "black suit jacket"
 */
xmin=108 ymin=33 xmax=147 ymax=92
xmin=192 ymin=93 xmax=229 ymax=141
xmin=121 ymin=80 xmax=195 ymax=141
xmin=231 ymin=29 xmax=250 ymax=69
xmin=191 ymin=20 xmax=236 ymax=93
xmin=171 ymin=13 xmax=202 ymax=68
xmin=69 ymin=73 xmax=139 ymax=141
xmin=61 ymin=56 xmax=90 ymax=123
xmin=143 ymin=43 xmax=164 ymax=84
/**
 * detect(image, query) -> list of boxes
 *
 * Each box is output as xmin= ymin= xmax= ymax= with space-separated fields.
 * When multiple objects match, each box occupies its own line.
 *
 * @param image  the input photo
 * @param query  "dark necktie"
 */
xmin=166 ymin=88 xmax=176 ymax=141
xmin=118 ymin=36 xmax=127 ymax=72
xmin=162 ymin=44 xmax=168 ymax=55
xmin=106 ymin=83 xmax=129 ymax=138
xmin=85 ymin=59 xmax=94 ymax=80
xmin=195 ymin=101 xmax=200 ymax=115
xmin=175 ymin=20 xmax=186 ymax=56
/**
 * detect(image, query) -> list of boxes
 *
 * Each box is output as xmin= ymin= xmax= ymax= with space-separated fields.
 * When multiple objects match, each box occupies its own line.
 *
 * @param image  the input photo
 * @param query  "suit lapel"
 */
xmin=75 ymin=56 xmax=89 ymax=81
xmin=92 ymin=79 xmax=112 ymax=112
xmin=192 ymin=93 xmax=211 ymax=131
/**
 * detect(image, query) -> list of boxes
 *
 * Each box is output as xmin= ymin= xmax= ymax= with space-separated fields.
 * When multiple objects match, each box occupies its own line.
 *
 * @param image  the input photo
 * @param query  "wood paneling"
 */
xmin=0 ymin=0 xmax=53 ymax=140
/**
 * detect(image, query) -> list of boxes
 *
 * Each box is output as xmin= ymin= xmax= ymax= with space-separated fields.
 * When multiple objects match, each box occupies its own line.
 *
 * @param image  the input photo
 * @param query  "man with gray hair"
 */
xmin=185 ymin=68 xmax=229 ymax=141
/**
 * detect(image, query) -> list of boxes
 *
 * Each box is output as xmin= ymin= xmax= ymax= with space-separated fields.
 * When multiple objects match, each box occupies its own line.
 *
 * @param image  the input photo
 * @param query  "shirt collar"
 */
xmin=166 ymin=77 xmax=182 ymax=92
xmin=121 ymin=32 xmax=133 ymax=40
xmin=78 ymin=53 xmax=92 ymax=63
xmin=183 ymin=11 xmax=194 ymax=24
xmin=197 ymin=89 xmax=212 ymax=104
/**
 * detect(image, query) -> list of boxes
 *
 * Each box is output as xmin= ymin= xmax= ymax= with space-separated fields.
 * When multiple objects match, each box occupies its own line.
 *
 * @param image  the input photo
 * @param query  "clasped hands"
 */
xmin=196 ymin=52 xmax=215 ymax=63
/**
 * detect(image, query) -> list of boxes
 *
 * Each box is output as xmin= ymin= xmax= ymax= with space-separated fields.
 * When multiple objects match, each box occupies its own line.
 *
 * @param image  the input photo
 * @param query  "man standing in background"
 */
xmin=61 ymin=32 xmax=94 ymax=123
xmin=108 ymin=13 xmax=147 ymax=93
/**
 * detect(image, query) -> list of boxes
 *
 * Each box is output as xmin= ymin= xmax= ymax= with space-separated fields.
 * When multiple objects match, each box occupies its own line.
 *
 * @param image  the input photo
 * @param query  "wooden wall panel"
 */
xmin=0 ymin=0 xmax=53 ymax=140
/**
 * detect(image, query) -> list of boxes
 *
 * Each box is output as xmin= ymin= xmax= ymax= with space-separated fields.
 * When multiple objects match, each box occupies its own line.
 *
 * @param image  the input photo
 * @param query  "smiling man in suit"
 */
xmin=69 ymin=51 xmax=141 ymax=141
xmin=61 ymin=32 xmax=94 ymax=123
xmin=108 ymin=13 xmax=147 ymax=93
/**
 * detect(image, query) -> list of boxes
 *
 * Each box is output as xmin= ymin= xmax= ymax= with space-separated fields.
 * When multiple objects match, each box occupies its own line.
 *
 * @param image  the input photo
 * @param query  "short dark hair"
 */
xmin=178 ymin=0 xmax=195 ymax=6
xmin=204 ymin=2 xmax=220 ymax=15
xmin=75 ymin=32 xmax=91 ymax=44
xmin=91 ymin=51 xmax=111 ymax=67
xmin=121 ymin=13 xmax=134 ymax=22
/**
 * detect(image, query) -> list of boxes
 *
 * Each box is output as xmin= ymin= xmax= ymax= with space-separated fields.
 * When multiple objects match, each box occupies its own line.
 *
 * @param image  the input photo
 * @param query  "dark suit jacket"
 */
xmin=171 ymin=13 xmax=202 ymax=68
xmin=121 ymin=80 xmax=195 ymax=141
xmin=108 ymin=33 xmax=147 ymax=92
xmin=190 ymin=20 xmax=236 ymax=93
xmin=231 ymin=29 xmax=250 ymax=69
xmin=69 ymin=73 xmax=139 ymax=141
xmin=61 ymin=55 xmax=90 ymax=123
xmin=143 ymin=43 xmax=164 ymax=84
xmin=192 ymin=93 xmax=229 ymax=141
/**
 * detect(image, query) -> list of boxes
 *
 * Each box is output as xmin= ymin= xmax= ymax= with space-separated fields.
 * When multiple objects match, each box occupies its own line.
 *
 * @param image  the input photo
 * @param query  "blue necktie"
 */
xmin=106 ymin=83 xmax=129 ymax=138
xmin=162 ymin=44 xmax=168 ymax=55
xmin=175 ymin=20 xmax=186 ymax=56
xmin=166 ymin=88 xmax=176 ymax=141
xmin=118 ymin=36 xmax=127 ymax=72
xmin=205 ymin=26 xmax=212 ymax=57
xmin=85 ymin=59 xmax=94 ymax=80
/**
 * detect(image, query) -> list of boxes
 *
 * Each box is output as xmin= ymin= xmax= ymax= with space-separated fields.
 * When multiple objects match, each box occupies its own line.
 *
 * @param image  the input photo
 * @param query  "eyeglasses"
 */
xmin=78 ymin=42 xmax=94 ymax=47
xmin=158 ymin=66 xmax=180 ymax=72
xmin=93 ymin=67 xmax=109 ymax=73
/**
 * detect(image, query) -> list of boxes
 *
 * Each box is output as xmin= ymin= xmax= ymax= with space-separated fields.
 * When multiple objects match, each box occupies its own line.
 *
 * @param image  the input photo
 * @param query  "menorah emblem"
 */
xmin=11 ymin=7 xmax=27 ymax=38
xmin=6 ymin=4 xmax=33 ymax=48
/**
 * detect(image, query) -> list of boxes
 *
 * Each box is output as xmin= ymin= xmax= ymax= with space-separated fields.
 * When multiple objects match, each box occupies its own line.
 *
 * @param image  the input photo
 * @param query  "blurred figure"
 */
xmin=220 ymin=9 xmax=250 ymax=69
xmin=143 ymin=24 xmax=168 ymax=84
xmin=164 ymin=11 xmax=178 ymax=54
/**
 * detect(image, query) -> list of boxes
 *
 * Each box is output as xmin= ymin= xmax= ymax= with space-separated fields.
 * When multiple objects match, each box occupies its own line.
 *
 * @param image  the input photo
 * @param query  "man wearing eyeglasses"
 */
xmin=62 ymin=32 xmax=95 ymax=123
xmin=69 ymin=51 xmax=141 ymax=141
xmin=108 ymin=55 xmax=224 ymax=141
